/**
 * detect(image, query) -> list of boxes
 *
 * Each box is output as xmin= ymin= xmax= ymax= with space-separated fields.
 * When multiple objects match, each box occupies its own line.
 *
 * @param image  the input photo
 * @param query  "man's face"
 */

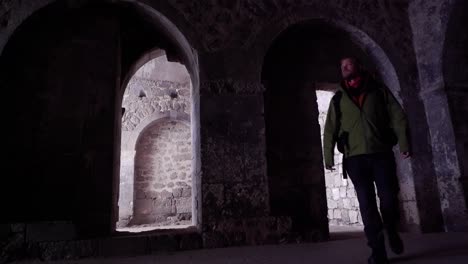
xmin=341 ymin=58 xmax=359 ymax=80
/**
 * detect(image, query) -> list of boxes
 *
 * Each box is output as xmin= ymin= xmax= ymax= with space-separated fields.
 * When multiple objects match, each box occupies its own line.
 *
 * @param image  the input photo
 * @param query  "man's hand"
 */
xmin=401 ymin=152 xmax=411 ymax=159
xmin=325 ymin=165 xmax=335 ymax=171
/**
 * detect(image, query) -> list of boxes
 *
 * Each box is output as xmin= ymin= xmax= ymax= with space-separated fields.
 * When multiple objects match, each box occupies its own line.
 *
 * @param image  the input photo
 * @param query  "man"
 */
xmin=323 ymin=57 xmax=411 ymax=264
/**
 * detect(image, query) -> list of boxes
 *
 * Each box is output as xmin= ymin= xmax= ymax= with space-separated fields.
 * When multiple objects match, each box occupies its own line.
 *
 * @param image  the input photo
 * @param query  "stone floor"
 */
xmin=16 ymin=230 xmax=468 ymax=264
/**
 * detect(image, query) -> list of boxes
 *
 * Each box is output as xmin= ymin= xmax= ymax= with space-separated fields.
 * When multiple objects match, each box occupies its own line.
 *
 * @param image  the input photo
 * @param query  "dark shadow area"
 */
xmin=392 ymin=240 xmax=468 ymax=263
xmin=443 ymin=0 xmax=468 ymax=206
xmin=328 ymin=227 xmax=365 ymax=241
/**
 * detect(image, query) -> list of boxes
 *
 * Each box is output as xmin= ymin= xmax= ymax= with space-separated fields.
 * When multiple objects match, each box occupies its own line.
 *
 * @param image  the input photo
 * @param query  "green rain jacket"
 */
xmin=323 ymin=77 xmax=409 ymax=167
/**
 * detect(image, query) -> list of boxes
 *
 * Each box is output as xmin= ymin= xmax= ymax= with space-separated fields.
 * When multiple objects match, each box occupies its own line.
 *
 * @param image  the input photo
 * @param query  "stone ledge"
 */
xmin=2 ymin=226 xmax=203 ymax=262
xmin=1 ymin=217 xmax=299 ymax=262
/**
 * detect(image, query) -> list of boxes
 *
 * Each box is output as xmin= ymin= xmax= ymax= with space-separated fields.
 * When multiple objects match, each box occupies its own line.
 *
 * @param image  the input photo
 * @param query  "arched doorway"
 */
xmin=0 ymin=1 xmax=201 ymax=237
xmin=112 ymin=1 xmax=201 ymax=233
xmin=117 ymin=52 xmax=195 ymax=232
xmin=261 ymin=19 xmax=412 ymax=238
xmin=0 ymin=2 xmax=123 ymax=234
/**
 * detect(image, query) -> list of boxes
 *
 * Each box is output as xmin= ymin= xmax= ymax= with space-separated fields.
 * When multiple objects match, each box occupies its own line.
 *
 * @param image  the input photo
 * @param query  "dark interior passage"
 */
xmin=443 ymin=0 xmax=468 ymax=205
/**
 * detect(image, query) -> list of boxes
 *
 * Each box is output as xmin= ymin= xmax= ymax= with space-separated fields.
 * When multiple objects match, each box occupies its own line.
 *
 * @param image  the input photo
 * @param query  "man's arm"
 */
xmin=385 ymin=88 xmax=411 ymax=158
xmin=323 ymin=97 xmax=338 ymax=169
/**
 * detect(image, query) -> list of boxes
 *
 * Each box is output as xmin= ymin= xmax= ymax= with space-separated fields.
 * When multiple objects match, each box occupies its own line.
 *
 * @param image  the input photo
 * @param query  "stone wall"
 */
xmin=118 ymin=55 xmax=193 ymax=228
xmin=317 ymin=90 xmax=363 ymax=226
xmin=122 ymin=54 xmax=191 ymax=132
xmin=2 ymin=0 xmax=468 ymax=261
xmin=122 ymin=78 xmax=191 ymax=131
xmin=132 ymin=120 xmax=192 ymax=226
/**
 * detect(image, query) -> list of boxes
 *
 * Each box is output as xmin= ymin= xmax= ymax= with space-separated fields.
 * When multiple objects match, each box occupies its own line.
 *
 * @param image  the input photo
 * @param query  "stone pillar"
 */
xmin=420 ymin=88 xmax=468 ymax=231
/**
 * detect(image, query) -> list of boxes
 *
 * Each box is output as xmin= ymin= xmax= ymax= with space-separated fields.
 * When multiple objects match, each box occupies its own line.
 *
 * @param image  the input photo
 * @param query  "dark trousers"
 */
xmin=345 ymin=152 xmax=400 ymax=254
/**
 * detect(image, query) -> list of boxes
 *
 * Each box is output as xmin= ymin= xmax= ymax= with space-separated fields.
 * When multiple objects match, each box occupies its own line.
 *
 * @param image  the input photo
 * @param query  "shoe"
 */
xmin=368 ymin=244 xmax=389 ymax=264
xmin=387 ymin=230 xmax=404 ymax=255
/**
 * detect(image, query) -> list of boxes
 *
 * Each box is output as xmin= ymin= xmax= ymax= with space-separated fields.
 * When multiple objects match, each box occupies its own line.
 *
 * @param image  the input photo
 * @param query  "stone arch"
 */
xmin=255 ymin=15 xmax=401 ymax=98
xmin=118 ymin=53 xmax=192 ymax=227
xmin=112 ymin=2 xmax=202 ymax=230
xmin=0 ymin=0 xmax=56 ymax=55
xmin=120 ymin=48 xmax=166 ymax=99
xmin=0 ymin=0 xmax=201 ymax=58
xmin=258 ymin=17 xmax=422 ymax=234
xmin=128 ymin=117 xmax=192 ymax=228
xmin=0 ymin=0 xmax=201 ymax=235
xmin=0 ymin=1 xmax=126 ymax=229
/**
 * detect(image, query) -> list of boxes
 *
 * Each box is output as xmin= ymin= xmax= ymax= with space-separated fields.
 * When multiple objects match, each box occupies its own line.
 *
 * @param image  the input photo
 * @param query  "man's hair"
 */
xmin=340 ymin=56 xmax=362 ymax=67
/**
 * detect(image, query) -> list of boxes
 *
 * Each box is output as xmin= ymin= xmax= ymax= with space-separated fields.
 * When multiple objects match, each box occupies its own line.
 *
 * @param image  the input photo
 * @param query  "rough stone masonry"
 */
xmin=118 ymin=55 xmax=193 ymax=228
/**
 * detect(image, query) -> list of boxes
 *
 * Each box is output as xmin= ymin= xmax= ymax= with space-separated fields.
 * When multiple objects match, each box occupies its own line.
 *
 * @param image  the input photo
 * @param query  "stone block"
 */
xmin=173 ymin=187 xmax=184 ymax=198
xmin=337 ymin=199 xmax=344 ymax=209
xmin=342 ymin=178 xmax=348 ymax=186
xmin=332 ymin=188 xmax=340 ymax=200
xmin=333 ymin=209 xmax=341 ymax=219
xmin=325 ymin=175 xmax=333 ymax=187
xmin=341 ymin=210 xmax=350 ymax=223
xmin=158 ymin=190 xmax=173 ymax=199
xmin=201 ymin=138 xmax=244 ymax=183
xmin=173 ymin=153 xmax=192 ymax=162
xmin=34 ymin=240 xmax=97 ymax=261
xmin=176 ymin=181 xmax=190 ymax=187
xmin=333 ymin=174 xmax=342 ymax=187
xmin=328 ymin=199 xmax=337 ymax=209
xmin=244 ymin=145 xmax=268 ymax=183
xmin=339 ymin=187 xmax=347 ymax=198
xmin=349 ymin=210 xmax=358 ymax=223
xmin=144 ymin=190 xmax=158 ymax=199
xmin=343 ymin=198 xmax=351 ymax=209
xmin=203 ymin=184 xmax=224 ymax=207
xmin=223 ymin=183 xmax=268 ymax=217
xmin=180 ymin=187 xmax=191 ymax=197
xmin=353 ymin=198 xmax=360 ymax=207
xmin=175 ymin=197 xmax=192 ymax=213
xmin=202 ymin=184 xmax=225 ymax=222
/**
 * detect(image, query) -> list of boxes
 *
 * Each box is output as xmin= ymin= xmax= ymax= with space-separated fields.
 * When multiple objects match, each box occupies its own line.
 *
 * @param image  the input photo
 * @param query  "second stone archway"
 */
xmin=258 ymin=18 xmax=421 ymax=235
